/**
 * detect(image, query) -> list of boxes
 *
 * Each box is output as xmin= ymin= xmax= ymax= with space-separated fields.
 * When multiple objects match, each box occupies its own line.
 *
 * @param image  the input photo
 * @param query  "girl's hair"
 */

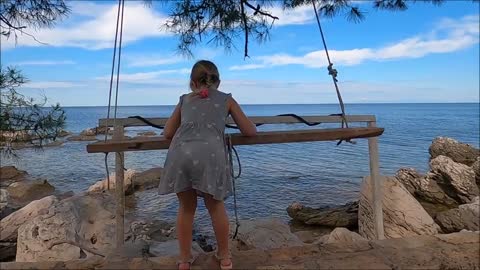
xmin=190 ymin=60 xmax=220 ymax=91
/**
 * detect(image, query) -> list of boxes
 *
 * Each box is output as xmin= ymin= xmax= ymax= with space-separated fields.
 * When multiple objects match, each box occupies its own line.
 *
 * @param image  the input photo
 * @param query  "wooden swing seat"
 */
xmin=86 ymin=127 xmax=383 ymax=153
xmin=86 ymin=115 xmax=383 ymax=153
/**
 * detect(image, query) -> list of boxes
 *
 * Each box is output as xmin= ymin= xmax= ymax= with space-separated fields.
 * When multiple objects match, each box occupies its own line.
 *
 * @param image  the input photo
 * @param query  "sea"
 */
xmin=2 ymin=103 xmax=479 ymax=234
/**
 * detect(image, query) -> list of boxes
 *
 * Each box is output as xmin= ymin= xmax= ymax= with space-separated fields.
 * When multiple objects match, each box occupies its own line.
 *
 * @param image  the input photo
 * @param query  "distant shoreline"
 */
xmin=61 ymin=102 xmax=480 ymax=108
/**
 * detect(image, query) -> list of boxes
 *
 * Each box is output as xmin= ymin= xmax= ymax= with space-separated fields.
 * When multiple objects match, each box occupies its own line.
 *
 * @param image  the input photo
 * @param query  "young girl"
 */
xmin=158 ymin=60 xmax=256 ymax=270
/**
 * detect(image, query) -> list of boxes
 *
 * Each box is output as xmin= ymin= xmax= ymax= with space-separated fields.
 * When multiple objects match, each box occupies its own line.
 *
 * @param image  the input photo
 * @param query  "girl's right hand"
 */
xmin=228 ymin=96 xmax=256 ymax=137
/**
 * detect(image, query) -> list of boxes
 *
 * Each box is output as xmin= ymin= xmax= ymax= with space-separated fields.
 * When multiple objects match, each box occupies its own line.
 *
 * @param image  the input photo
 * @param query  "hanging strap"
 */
xmin=226 ymin=134 xmax=241 ymax=239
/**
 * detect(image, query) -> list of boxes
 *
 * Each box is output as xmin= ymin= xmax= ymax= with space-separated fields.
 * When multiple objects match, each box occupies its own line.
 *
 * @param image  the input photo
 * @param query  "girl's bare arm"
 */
xmin=228 ymin=97 xmax=256 ymax=136
xmin=163 ymin=102 xmax=181 ymax=139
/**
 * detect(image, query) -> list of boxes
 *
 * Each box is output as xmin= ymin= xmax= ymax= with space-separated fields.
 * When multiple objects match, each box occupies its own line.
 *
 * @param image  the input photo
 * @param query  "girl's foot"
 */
xmin=215 ymin=252 xmax=233 ymax=270
xmin=177 ymin=262 xmax=191 ymax=270
xmin=219 ymin=258 xmax=233 ymax=270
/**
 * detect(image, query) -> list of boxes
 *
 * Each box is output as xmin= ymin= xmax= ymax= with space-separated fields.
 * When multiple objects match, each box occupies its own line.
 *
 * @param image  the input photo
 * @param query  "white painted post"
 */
xmin=113 ymin=125 xmax=125 ymax=248
xmin=368 ymin=121 xmax=385 ymax=240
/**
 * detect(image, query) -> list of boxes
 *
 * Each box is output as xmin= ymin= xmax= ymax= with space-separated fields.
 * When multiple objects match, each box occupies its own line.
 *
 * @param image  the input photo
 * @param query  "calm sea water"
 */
xmin=3 ymin=103 xmax=479 ymax=233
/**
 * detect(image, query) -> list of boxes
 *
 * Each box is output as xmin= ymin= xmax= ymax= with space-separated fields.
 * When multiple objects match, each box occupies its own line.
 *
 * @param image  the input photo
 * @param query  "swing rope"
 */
xmin=312 ymin=1 xmax=354 ymax=145
xmin=104 ymin=0 xmax=125 ymax=190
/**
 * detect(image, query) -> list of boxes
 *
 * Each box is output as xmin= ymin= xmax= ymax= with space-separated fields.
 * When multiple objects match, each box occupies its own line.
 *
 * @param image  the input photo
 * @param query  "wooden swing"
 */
xmin=86 ymin=0 xmax=386 ymax=249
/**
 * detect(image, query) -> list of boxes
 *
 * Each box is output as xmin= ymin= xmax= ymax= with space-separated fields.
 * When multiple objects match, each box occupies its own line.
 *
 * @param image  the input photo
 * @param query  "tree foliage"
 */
xmin=162 ymin=0 xmax=452 ymax=57
xmin=0 ymin=67 xmax=66 ymax=156
xmin=1 ymin=1 xmax=68 ymax=157
xmin=0 ymin=0 xmax=69 ymax=42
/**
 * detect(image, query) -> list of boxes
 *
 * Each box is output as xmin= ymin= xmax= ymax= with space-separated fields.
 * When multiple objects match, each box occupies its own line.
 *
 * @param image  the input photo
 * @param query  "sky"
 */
xmin=1 ymin=0 xmax=479 ymax=106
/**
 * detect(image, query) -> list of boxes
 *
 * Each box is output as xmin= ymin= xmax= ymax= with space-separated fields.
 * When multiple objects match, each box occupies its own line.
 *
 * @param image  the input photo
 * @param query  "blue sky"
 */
xmin=1 ymin=1 xmax=479 ymax=106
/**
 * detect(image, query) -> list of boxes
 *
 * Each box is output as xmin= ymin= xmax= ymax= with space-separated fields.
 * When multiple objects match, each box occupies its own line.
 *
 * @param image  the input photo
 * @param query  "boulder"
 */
xmin=314 ymin=228 xmax=369 ymax=249
xmin=0 ymin=166 xmax=27 ymax=182
xmin=231 ymin=218 xmax=303 ymax=251
xmin=472 ymin=157 xmax=480 ymax=187
xmin=287 ymin=201 xmax=358 ymax=228
xmin=66 ymin=135 xmax=97 ymax=142
xmin=429 ymin=137 xmax=479 ymax=166
xmin=1 ymin=196 xmax=59 ymax=242
xmin=0 ymin=189 xmax=17 ymax=220
xmin=395 ymin=168 xmax=458 ymax=208
xmin=6 ymin=179 xmax=55 ymax=207
xmin=435 ymin=196 xmax=479 ymax=233
xmin=87 ymin=169 xmax=137 ymax=195
xmin=359 ymin=176 xmax=440 ymax=240
xmin=80 ymin=128 xmax=96 ymax=136
xmin=16 ymin=193 xmax=117 ymax=262
xmin=131 ymin=167 xmax=163 ymax=191
xmin=429 ymin=155 xmax=478 ymax=204
xmin=81 ymin=127 xmax=112 ymax=136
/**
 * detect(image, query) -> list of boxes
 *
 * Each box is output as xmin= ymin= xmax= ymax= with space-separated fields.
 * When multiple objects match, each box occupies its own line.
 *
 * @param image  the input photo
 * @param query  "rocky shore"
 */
xmin=0 ymin=136 xmax=478 ymax=269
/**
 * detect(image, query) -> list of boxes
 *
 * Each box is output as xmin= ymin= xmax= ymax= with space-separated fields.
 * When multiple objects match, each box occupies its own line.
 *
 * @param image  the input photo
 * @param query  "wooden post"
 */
xmin=113 ymin=124 xmax=125 ymax=248
xmin=368 ymin=121 xmax=385 ymax=240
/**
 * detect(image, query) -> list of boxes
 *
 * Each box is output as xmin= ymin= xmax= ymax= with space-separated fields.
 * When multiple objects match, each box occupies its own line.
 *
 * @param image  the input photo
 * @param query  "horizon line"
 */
xmin=60 ymin=102 xmax=480 ymax=108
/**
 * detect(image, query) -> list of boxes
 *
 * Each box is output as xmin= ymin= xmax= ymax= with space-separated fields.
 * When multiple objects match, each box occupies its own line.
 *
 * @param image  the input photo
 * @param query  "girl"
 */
xmin=158 ymin=60 xmax=256 ymax=270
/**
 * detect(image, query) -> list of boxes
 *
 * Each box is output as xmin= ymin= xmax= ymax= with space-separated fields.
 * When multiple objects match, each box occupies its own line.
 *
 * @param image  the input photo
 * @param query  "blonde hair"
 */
xmin=189 ymin=60 xmax=220 ymax=91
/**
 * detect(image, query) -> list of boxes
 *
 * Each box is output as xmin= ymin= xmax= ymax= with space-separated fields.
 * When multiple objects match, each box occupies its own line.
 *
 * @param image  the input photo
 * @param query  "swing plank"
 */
xmin=86 ymin=127 xmax=384 ymax=153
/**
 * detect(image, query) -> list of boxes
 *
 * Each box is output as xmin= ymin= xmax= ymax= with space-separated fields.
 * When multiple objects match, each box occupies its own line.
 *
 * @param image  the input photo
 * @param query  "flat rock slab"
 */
xmin=2 ymin=232 xmax=478 ymax=269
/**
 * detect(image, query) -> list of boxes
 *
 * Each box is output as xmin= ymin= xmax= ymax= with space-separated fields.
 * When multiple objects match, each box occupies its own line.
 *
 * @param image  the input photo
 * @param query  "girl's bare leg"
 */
xmin=176 ymin=190 xmax=198 ymax=269
xmin=204 ymin=194 xmax=231 ymax=266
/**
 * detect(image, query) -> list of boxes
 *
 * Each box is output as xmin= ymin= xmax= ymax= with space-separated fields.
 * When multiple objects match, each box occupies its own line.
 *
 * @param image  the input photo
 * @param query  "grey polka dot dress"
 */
xmin=158 ymin=90 xmax=232 ymax=201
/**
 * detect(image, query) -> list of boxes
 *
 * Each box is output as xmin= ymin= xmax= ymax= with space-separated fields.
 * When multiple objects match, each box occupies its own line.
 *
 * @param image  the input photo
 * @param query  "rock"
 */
xmin=313 ymin=228 xmax=369 ymax=250
xmin=287 ymin=201 xmax=358 ymax=228
xmin=81 ymin=127 xmax=112 ymax=136
xmin=6 ymin=179 xmax=55 ymax=206
xmin=57 ymin=130 xmax=72 ymax=137
xmin=359 ymin=176 xmax=440 ymax=240
xmin=80 ymin=128 xmax=96 ymax=136
xmin=16 ymin=193 xmax=117 ymax=262
xmin=232 ymin=218 xmax=303 ymax=251
xmin=395 ymin=168 xmax=458 ymax=208
xmin=0 ymin=166 xmax=27 ymax=181
xmin=324 ymin=227 xmax=367 ymax=244
xmin=66 ymin=135 xmax=97 ymax=141
xmin=0 ymin=189 xmax=18 ymax=219
xmin=131 ymin=167 xmax=163 ymax=191
xmin=429 ymin=155 xmax=478 ymax=204
xmin=429 ymin=137 xmax=479 ymax=166
xmin=0 ymin=195 xmax=58 ymax=242
xmin=125 ymin=220 xmax=175 ymax=243
xmin=472 ymin=157 xmax=480 ymax=187
xmin=149 ymin=240 xmax=203 ymax=257
xmin=435 ymin=196 xmax=479 ymax=233
xmin=0 ymin=242 xmax=16 ymax=262
xmin=88 ymin=169 xmax=137 ymax=195
xmin=136 ymin=131 xmax=157 ymax=137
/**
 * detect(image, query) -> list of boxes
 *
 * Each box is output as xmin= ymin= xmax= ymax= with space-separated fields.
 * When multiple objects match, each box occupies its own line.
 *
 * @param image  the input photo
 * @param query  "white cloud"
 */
xmin=126 ymin=55 xmax=183 ymax=67
xmin=12 ymin=60 xmax=75 ymax=66
xmin=266 ymin=5 xmax=315 ymax=26
xmin=95 ymin=69 xmax=191 ymax=83
xmin=22 ymin=81 xmax=85 ymax=89
xmin=229 ymin=14 xmax=479 ymax=70
xmin=1 ymin=2 xmax=170 ymax=50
